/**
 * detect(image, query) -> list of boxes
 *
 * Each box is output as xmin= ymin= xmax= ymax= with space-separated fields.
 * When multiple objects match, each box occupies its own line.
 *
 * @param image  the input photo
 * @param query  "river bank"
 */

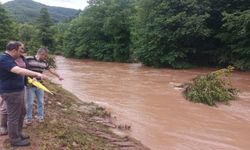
xmin=0 ymin=81 xmax=149 ymax=150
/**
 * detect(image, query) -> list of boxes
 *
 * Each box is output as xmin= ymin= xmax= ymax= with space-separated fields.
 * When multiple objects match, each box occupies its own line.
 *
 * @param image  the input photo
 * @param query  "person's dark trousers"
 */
xmin=2 ymin=90 xmax=26 ymax=141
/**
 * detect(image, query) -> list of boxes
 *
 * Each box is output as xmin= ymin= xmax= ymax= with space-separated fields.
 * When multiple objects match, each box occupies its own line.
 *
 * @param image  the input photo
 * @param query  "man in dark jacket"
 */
xmin=0 ymin=41 xmax=47 ymax=147
xmin=0 ymin=45 xmax=27 ymax=136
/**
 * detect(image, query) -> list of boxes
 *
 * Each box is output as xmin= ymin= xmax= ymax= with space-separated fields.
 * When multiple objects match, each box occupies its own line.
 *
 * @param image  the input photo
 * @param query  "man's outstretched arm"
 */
xmin=11 ymin=66 xmax=47 ymax=79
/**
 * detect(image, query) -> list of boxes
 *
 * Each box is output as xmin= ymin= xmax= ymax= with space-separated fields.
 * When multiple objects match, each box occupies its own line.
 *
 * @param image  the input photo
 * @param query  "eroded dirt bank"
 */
xmin=0 ymin=81 xmax=149 ymax=150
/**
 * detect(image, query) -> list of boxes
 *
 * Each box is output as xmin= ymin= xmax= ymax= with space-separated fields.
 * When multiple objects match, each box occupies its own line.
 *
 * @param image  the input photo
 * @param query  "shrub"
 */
xmin=47 ymin=55 xmax=56 ymax=68
xmin=184 ymin=66 xmax=239 ymax=106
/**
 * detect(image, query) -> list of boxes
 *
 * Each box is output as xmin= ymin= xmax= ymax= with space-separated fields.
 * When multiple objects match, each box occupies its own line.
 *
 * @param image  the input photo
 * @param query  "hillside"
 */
xmin=3 ymin=0 xmax=80 ymax=23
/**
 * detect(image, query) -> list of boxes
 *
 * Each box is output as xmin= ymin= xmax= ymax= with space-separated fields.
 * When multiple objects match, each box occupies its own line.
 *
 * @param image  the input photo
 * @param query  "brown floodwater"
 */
xmin=53 ymin=56 xmax=250 ymax=150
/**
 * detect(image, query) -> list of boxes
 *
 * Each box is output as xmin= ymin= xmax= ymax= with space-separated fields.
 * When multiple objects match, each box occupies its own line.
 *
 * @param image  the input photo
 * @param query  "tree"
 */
xmin=37 ymin=8 xmax=54 ymax=50
xmin=18 ymin=23 xmax=40 ymax=54
xmin=218 ymin=9 xmax=250 ymax=70
xmin=0 ymin=4 xmax=14 ymax=50
xmin=60 ymin=0 xmax=250 ymax=70
xmin=63 ymin=0 xmax=135 ymax=62
xmin=52 ymin=22 xmax=69 ymax=54
xmin=134 ymin=0 xmax=211 ymax=68
xmin=101 ymin=0 xmax=135 ymax=62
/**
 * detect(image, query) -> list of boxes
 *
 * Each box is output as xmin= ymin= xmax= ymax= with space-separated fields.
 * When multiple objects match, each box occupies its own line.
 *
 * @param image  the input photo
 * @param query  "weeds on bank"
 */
xmin=15 ymin=81 xmax=117 ymax=150
xmin=184 ymin=66 xmax=239 ymax=106
xmin=2 ymin=80 xmax=146 ymax=150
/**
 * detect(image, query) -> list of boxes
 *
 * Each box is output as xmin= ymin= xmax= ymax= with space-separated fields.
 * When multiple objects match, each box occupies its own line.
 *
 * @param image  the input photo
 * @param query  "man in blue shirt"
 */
xmin=0 ymin=41 xmax=47 ymax=147
xmin=0 ymin=46 xmax=27 ymax=136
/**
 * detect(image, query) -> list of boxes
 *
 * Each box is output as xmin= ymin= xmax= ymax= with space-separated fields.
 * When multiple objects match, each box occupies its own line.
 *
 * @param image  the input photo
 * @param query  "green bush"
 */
xmin=184 ymin=66 xmax=239 ymax=106
xmin=47 ymin=55 xmax=56 ymax=68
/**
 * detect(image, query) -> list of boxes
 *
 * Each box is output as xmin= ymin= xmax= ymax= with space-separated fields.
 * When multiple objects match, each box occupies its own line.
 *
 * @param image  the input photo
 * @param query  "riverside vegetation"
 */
xmin=1 ymin=0 xmax=250 ymax=70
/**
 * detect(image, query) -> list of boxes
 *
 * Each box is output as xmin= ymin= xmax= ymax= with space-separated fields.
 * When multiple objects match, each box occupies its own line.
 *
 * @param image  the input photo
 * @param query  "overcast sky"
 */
xmin=0 ymin=0 xmax=88 ymax=10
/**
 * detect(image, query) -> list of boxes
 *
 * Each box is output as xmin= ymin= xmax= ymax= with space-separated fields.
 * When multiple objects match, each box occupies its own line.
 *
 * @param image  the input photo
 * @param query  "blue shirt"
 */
xmin=0 ymin=53 xmax=24 ymax=93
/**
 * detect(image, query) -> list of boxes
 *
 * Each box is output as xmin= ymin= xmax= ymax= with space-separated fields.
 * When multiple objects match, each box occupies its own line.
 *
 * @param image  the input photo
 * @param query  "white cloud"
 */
xmin=0 ymin=0 xmax=12 ymax=3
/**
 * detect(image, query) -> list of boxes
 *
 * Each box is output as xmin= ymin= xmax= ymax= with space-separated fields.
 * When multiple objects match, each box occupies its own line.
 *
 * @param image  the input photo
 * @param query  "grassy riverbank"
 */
xmin=1 ymin=82 xmax=148 ymax=150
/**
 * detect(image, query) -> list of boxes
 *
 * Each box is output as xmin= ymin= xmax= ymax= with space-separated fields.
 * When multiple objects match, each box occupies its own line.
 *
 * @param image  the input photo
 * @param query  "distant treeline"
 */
xmin=1 ymin=0 xmax=250 ymax=70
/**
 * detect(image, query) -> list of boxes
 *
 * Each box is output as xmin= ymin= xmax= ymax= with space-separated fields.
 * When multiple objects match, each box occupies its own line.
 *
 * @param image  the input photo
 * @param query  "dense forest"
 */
xmin=0 ymin=0 xmax=250 ymax=70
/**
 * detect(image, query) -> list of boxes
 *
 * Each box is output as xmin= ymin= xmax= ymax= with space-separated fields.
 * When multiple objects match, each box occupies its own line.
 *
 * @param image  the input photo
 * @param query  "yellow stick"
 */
xmin=27 ymin=77 xmax=54 ymax=95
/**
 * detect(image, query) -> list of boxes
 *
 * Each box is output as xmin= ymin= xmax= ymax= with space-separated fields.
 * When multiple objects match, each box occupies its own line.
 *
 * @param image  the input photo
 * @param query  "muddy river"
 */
xmin=53 ymin=56 xmax=250 ymax=150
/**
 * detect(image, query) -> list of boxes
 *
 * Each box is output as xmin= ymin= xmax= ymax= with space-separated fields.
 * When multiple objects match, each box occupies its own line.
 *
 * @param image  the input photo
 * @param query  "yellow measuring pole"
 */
xmin=27 ymin=77 xmax=54 ymax=95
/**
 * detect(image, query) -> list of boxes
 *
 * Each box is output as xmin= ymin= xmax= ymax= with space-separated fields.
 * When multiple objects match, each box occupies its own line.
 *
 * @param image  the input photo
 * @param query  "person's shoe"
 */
xmin=11 ymin=139 xmax=30 ymax=147
xmin=20 ymin=134 xmax=30 ymax=140
xmin=24 ymin=120 xmax=32 ymax=126
xmin=36 ymin=118 xmax=44 ymax=123
xmin=0 ymin=114 xmax=8 ymax=135
xmin=0 ymin=127 xmax=8 ymax=135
